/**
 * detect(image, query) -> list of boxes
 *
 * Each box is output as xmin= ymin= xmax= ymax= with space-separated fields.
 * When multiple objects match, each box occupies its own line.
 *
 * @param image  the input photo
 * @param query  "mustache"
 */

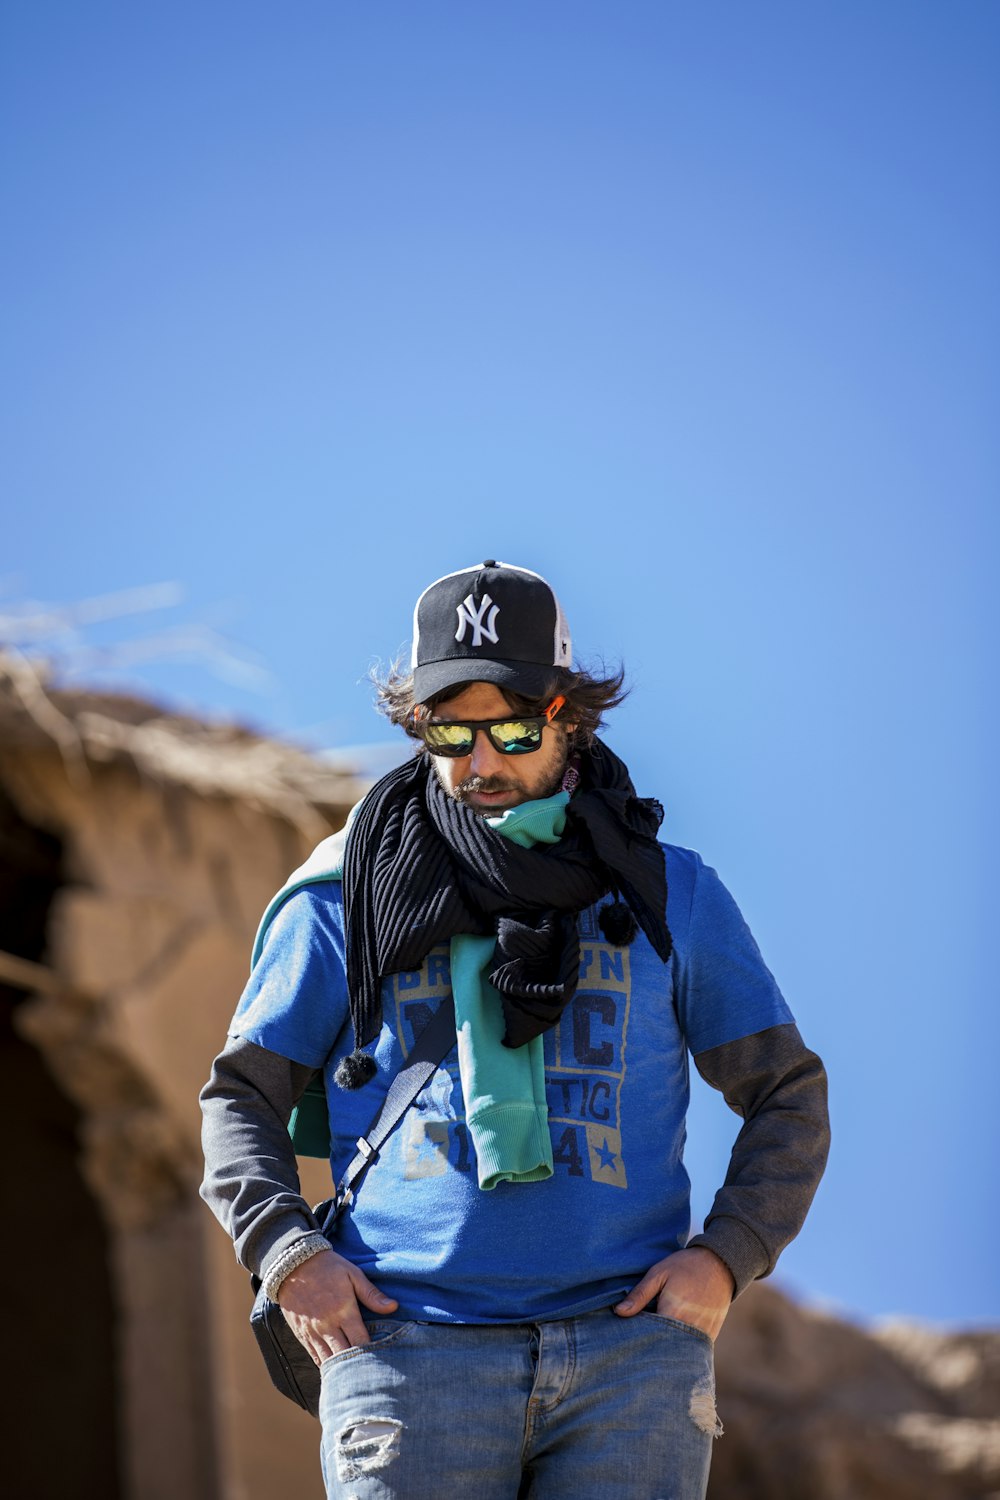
xmin=455 ymin=775 xmax=517 ymax=797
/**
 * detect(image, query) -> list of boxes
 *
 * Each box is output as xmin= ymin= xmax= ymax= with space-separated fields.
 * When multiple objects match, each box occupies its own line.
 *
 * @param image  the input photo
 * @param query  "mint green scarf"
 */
xmin=451 ymin=792 xmax=568 ymax=1188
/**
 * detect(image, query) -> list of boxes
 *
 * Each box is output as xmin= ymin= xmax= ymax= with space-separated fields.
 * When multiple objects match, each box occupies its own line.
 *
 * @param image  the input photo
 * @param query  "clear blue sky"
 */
xmin=3 ymin=2 xmax=997 ymax=1327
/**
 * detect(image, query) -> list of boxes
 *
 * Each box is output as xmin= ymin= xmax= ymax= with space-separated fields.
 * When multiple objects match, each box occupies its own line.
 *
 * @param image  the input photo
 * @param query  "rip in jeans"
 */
xmin=335 ymin=1418 xmax=403 ymax=1483
xmin=689 ymin=1377 xmax=724 ymax=1438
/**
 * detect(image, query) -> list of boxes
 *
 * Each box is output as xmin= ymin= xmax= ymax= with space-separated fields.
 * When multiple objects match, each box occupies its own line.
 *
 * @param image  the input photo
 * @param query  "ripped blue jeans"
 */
xmin=318 ymin=1306 xmax=721 ymax=1499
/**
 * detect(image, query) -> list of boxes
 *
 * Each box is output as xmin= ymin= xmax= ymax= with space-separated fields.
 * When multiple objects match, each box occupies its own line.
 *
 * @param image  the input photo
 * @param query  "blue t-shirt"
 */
xmin=231 ymin=844 xmax=793 ymax=1323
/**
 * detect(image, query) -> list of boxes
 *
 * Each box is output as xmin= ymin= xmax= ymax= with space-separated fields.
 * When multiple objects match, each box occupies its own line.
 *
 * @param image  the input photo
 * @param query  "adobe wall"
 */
xmin=1 ymin=740 xmax=349 ymax=1500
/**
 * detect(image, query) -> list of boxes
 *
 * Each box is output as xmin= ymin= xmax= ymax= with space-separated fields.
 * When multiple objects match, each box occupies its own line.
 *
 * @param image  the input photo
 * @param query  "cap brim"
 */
xmin=413 ymin=656 xmax=563 ymax=703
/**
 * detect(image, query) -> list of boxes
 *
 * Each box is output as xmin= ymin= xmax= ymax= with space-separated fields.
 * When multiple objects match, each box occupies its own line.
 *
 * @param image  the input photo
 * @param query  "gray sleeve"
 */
xmin=685 ymin=1021 xmax=830 ymax=1298
xmin=199 ymin=1035 xmax=328 ymax=1280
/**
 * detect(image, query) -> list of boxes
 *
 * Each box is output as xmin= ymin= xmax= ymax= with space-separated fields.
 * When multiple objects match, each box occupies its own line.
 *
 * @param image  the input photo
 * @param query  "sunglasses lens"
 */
xmin=489 ymin=720 xmax=542 ymax=754
xmin=422 ymin=723 xmax=475 ymax=756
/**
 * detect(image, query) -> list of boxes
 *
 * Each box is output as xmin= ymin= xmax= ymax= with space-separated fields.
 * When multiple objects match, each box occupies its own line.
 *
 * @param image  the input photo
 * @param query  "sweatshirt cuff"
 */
xmin=687 ymin=1215 xmax=771 ymax=1298
xmin=467 ymin=1102 xmax=554 ymax=1190
xmin=249 ymin=1208 xmax=324 ymax=1278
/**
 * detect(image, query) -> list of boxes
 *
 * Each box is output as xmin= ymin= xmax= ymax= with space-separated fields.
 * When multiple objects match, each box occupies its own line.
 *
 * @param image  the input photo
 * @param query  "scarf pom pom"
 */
xmin=599 ymin=899 xmax=637 ymax=947
xmin=335 ymin=1049 xmax=378 ymax=1090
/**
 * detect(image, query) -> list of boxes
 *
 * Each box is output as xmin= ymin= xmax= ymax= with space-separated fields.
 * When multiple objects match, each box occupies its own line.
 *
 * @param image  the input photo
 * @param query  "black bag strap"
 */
xmin=331 ymin=994 xmax=456 ymax=1221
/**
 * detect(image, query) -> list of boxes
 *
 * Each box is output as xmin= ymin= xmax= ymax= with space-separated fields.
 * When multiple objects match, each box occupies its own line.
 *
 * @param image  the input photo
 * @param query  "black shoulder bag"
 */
xmin=249 ymin=996 xmax=456 ymax=1418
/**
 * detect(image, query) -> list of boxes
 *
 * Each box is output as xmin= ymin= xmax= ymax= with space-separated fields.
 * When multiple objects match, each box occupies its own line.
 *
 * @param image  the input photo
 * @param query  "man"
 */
xmin=201 ymin=560 xmax=830 ymax=1500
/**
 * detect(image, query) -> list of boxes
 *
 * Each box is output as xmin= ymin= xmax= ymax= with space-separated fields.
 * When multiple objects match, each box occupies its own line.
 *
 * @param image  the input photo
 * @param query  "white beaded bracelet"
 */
xmin=262 ymin=1233 xmax=332 ymax=1302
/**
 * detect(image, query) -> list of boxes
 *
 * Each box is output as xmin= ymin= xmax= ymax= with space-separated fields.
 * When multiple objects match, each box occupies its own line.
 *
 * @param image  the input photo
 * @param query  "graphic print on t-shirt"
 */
xmin=391 ymin=906 xmax=632 ymax=1188
xmin=547 ymin=904 xmax=630 ymax=1189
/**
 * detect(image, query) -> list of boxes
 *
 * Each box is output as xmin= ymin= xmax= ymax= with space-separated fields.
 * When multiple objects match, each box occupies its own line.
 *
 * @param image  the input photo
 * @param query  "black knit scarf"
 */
xmin=338 ymin=738 xmax=672 ymax=1087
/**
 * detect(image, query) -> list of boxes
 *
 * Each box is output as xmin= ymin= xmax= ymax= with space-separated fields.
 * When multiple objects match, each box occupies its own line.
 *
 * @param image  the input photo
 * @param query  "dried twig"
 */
xmin=0 ymin=582 xmax=270 ymax=693
xmin=0 ymin=647 xmax=89 ymax=785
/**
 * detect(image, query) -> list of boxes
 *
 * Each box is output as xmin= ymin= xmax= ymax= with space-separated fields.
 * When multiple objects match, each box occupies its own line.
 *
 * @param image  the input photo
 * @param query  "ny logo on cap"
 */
xmin=455 ymin=592 xmax=500 ymax=648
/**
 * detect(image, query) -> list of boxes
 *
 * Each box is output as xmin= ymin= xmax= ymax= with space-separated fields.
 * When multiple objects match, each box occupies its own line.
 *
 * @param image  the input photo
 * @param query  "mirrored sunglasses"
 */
xmin=415 ymin=694 xmax=566 ymax=758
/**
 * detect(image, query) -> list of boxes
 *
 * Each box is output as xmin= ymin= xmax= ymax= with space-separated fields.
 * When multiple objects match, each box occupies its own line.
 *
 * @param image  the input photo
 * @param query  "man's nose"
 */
xmin=468 ymin=728 xmax=507 ymax=776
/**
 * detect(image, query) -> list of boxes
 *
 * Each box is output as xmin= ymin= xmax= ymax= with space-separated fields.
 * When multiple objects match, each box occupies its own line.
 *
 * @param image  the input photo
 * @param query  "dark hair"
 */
xmin=371 ymin=661 xmax=629 ymax=748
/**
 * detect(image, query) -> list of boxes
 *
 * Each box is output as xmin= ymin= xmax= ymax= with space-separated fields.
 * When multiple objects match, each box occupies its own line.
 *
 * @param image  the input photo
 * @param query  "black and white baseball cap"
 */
xmin=411 ymin=560 xmax=572 ymax=702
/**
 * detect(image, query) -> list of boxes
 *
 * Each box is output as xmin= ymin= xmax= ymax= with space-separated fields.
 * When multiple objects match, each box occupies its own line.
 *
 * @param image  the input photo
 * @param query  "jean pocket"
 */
xmin=364 ymin=1318 xmax=415 ymax=1344
xmin=638 ymin=1310 xmax=715 ymax=1347
xmin=319 ymin=1319 xmax=416 ymax=1372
